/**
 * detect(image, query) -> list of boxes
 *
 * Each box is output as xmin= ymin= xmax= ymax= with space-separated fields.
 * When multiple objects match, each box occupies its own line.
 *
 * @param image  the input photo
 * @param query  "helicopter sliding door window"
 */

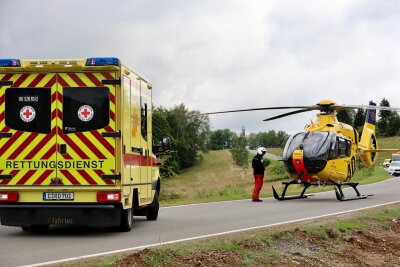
xmin=329 ymin=137 xmax=339 ymax=160
xmin=337 ymin=137 xmax=349 ymax=158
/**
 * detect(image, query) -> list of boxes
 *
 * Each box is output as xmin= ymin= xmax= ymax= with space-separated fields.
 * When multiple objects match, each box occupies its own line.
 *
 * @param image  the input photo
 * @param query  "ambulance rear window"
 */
xmin=63 ymin=87 xmax=110 ymax=134
xmin=5 ymin=88 xmax=51 ymax=134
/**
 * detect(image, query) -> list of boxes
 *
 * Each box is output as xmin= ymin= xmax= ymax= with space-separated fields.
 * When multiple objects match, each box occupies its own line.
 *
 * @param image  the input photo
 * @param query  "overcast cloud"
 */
xmin=1 ymin=0 xmax=400 ymax=134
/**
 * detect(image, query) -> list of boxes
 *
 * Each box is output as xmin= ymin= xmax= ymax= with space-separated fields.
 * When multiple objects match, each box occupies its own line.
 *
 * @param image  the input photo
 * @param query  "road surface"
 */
xmin=1 ymin=178 xmax=400 ymax=266
xmin=249 ymin=150 xmax=282 ymax=160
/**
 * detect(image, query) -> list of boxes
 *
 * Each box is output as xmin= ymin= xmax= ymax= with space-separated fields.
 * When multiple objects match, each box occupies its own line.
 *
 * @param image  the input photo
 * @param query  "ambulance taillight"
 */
xmin=97 ymin=192 xmax=121 ymax=203
xmin=0 ymin=192 xmax=19 ymax=202
xmin=0 ymin=59 xmax=21 ymax=67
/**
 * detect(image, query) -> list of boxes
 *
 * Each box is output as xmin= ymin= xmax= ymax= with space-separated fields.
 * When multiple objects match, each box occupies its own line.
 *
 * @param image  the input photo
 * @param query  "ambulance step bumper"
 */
xmin=0 ymin=204 xmax=122 ymax=227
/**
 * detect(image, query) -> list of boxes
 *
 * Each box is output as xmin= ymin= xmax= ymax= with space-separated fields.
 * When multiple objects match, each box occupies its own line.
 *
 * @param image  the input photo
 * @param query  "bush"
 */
xmin=268 ymin=161 xmax=286 ymax=176
xmin=263 ymin=158 xmax=271 ymax=168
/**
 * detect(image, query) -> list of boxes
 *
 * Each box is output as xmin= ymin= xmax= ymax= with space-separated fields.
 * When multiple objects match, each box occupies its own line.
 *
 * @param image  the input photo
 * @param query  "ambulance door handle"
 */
xmin=60 ymin=144 xmax=67 ymax=155
xmin=0 ymin=133 xmax=12 ymax=138
xmin=132 ymin=147 xmax=143 ymax=154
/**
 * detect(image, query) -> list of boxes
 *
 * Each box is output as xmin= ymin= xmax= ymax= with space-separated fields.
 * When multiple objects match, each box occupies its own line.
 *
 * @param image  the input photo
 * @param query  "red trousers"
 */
xmin=252 ymin=174 xmax=264 ymax=200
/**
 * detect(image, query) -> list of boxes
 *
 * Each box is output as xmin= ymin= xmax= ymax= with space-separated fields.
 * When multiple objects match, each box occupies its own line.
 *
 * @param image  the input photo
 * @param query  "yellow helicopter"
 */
xmin=206 ymin=100 xmax=399 ymax=201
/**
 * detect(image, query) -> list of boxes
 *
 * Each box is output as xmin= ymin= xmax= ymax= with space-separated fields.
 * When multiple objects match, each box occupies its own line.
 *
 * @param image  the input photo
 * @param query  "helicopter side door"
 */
xmin=327 ymin=136 xmax=352 ymax=181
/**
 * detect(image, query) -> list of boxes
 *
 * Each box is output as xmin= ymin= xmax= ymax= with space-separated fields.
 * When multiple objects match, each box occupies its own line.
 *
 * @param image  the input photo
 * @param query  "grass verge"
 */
xmin=61 ymin=203 xmax=400 ymax=267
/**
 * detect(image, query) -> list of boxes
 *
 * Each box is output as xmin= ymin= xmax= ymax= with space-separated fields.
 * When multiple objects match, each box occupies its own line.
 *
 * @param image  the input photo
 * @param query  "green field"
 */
xmin=160 ymin=136 xmax=400 ymax=206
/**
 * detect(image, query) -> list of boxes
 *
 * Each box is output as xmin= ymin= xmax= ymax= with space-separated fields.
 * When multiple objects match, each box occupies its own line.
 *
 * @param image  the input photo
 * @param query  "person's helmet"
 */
xmin=257 ymin=147 xmax=267 ymax=155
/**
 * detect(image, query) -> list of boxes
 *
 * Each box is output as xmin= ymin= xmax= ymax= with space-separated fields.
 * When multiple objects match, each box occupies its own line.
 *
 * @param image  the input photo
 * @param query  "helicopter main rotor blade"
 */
xmin=204 ymin=106 xmax=319 ymax=115
xmin=359 ymin=148 xmax=400 ymax=152
xmin=204 ymin=103 xmax=400 ymax=120
xmin=263 ymin=108 xmax=316 ymax=121
xmin=330 ymin=105 xmax=400 ymax=111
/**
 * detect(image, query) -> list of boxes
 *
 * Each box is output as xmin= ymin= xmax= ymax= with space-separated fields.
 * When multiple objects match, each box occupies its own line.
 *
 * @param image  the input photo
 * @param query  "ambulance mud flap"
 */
xmin=0 ymin=204 xmax=122 ymax=227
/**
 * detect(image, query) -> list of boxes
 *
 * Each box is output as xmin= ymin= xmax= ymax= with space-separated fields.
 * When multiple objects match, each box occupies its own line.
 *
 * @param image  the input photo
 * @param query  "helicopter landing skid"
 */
xmin=330 ymin=180 xmax=374 ymax=201
xmin=272 ymin=179 xmax=314 ymax=201
xmin=272 ymin=179 xmax=373 ymax=201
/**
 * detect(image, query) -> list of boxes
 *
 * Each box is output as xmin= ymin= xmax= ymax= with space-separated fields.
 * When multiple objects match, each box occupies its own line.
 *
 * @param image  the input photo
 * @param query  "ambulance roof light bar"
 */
xmin=0 ymin=59 xmax=21 ymax=67
xmin=86 ymin=57 xmax=119 ymax=66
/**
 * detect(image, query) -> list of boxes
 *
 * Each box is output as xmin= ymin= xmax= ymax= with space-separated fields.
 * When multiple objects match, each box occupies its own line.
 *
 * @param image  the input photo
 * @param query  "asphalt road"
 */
xmin=1 ymin=178 xmax=400 ymax=267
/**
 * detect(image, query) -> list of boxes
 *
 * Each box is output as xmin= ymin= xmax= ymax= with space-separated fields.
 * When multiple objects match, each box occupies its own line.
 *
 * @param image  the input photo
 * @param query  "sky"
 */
xmin=1 ymin=0 xmax=400 ymax=134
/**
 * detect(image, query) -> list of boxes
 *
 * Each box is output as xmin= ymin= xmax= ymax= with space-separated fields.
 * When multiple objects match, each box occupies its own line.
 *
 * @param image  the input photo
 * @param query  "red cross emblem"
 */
xmin=78 ymin=105 xmax=94 ymax=122
xmin=20 ymin=106 xmax=36 ymax=122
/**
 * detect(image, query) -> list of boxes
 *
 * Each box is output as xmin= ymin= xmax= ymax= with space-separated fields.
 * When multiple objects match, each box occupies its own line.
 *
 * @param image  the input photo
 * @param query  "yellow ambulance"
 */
xmin=0 ymin=58 xmax=167 ymax=231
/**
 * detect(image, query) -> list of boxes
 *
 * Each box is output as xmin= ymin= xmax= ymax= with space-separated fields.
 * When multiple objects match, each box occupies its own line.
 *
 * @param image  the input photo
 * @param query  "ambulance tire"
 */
xmin=147 ymin=191 xmax=159 ymax=221
xmin=21 ymin=225 xmax=49 ymax=232
xmin=118 ymin=207 xmax=133 ymax=232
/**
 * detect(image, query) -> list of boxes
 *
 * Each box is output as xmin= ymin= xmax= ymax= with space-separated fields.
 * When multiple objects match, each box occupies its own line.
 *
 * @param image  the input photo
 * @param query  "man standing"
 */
xmin=252 ymin=147 xmax=267 ymax=202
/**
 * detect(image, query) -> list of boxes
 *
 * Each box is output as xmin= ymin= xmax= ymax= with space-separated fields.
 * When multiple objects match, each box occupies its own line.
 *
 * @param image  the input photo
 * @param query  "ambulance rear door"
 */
xmin=0 ymin=73 xmax=57 ymax=186
xmin=56 ymin=72 xmax=118 ymax=186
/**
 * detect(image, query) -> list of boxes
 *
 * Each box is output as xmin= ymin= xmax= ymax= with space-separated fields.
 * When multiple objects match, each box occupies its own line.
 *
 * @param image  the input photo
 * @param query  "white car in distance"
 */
xmin=387 ymin=161 xmax=400 ymax=176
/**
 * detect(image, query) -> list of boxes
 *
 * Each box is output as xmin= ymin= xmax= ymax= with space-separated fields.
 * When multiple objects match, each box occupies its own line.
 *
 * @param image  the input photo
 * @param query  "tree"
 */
xmin=247 ymin=133 xmax=259 ymax=150
xmin=230 ymin=127 xmax=249 ymax=173
xmin=246 ymin=130 xmax=289 ymax=149
xmin=377 ymin=98 xmax=391 ymax=136
xmin=337 ymin=110 xmax=353 ymax=125
xmin=353 ymin=108 xmax=365 ymax=132
xmin=208 ymin=129 xmax=236 ymax=150
xmin=152 ymin=104 xmax=210 ymax=177
xmin=276 ymin=131 xmax=289 ymax=147
xmin=387 ymin=113 xmax=400 ymax=136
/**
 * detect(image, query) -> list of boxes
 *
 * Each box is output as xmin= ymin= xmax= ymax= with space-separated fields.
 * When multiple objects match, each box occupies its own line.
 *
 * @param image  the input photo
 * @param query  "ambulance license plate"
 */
xmin=43 ymin=192 xmax=74 ymax=200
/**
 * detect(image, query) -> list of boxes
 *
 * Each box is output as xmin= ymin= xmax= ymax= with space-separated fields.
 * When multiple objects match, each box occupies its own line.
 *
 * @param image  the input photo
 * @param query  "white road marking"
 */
xmin=23 ymin=198 xmax=400 ymax=267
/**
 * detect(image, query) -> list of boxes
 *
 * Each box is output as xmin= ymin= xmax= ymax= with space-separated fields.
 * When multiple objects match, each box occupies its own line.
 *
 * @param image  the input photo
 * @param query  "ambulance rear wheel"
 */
xmin=21 ymin=225 xmax=49 ymax=232
xmin=147 ymin=191 xmax=159 ymax=221
xmin=118 ymin=207 xmax=133 ymax=232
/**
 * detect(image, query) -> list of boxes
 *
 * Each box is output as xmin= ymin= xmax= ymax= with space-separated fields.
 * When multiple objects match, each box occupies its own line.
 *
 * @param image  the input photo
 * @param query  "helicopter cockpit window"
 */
xmin=282 ymin=132 xmax=333 ymax=174
xmin=283 ymin=132 xmax=307 ymax=160
xmin=302 ymin=132 xmax=332 ymax=161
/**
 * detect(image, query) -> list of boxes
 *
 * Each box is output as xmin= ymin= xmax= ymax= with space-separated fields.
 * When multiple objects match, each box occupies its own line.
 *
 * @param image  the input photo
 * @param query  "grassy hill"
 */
xmin=160 ymin=136 xmax=400 ymax=206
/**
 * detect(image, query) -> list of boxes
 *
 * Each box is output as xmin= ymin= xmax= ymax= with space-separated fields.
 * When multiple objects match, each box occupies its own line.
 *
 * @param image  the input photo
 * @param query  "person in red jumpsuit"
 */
xmin=252 ymin=147 xmax=266 ymax=202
